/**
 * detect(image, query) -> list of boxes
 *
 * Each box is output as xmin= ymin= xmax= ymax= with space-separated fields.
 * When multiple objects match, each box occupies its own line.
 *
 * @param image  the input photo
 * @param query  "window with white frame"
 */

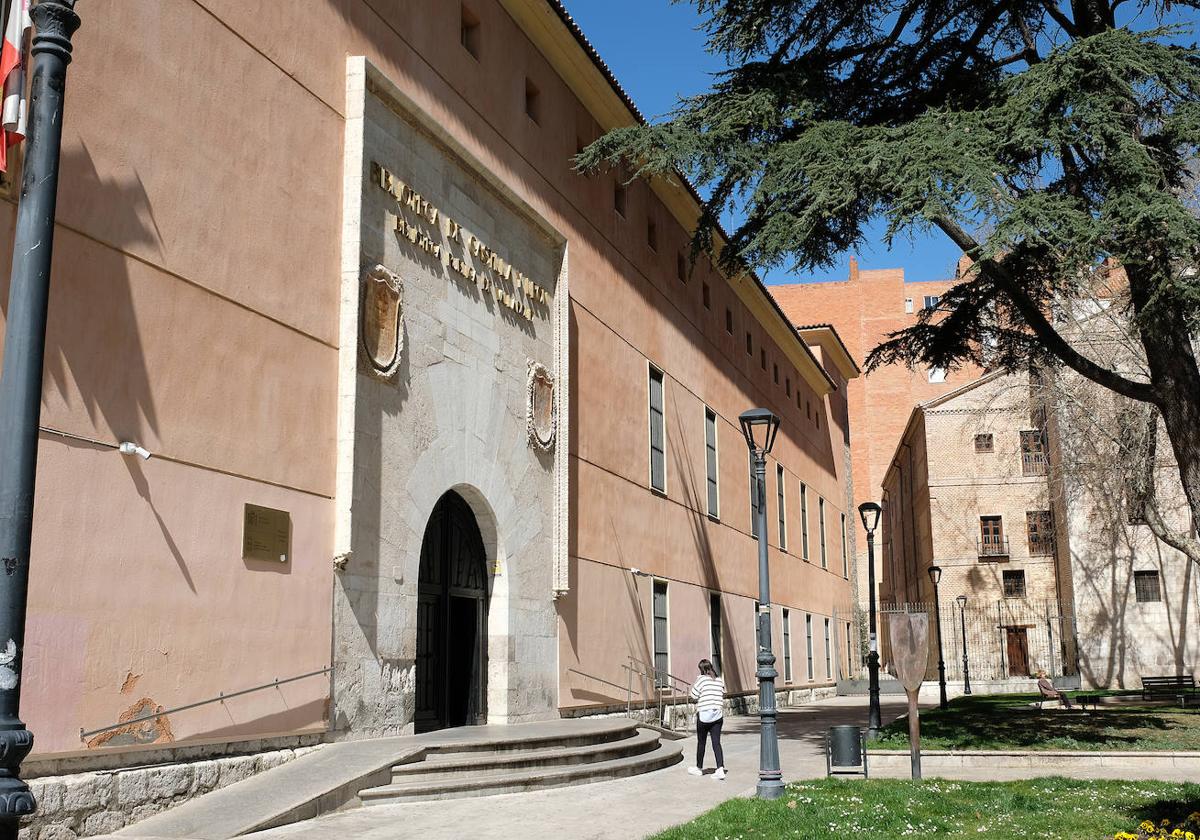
xmin=705 ymin=408 xmax=719 ymax=518
xmin=652 ymin=580 xmax=669 ymax=687
xmin=819 ymin=497 xmax=828 ymax=568
xmin=805 ymin=614 xmax=814 ymax=680
xmin=648 ymin=366 xmax=666 ymax=493
xmin=782 ymin=608 xmax=792 ymax=682
xmin=824 ymin=617 xmax=832 ymax=679
xmin=800 ymin=483 xmax=810 ymax=559
xmin=928 ymin=367 xmax=947 ymax=383
xmin=776 ymin=464 xmax=787 ymax=551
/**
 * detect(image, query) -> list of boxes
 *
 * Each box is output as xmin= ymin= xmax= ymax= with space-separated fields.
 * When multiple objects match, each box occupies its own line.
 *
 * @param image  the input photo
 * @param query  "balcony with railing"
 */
xmin=1021 ymin=452 xmax=1049 ymax=476
xmin=978 ymin=536 xmax=1010 ymax=559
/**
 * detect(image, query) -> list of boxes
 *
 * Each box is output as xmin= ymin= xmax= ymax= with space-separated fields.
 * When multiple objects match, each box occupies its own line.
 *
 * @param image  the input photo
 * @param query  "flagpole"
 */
xmin=0 ymin=0 xmax=80 ymax=836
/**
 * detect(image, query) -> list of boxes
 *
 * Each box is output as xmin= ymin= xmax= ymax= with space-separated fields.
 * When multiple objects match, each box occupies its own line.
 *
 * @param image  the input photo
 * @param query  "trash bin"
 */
xmin=826 ymin=725 xmax=867 ymax=778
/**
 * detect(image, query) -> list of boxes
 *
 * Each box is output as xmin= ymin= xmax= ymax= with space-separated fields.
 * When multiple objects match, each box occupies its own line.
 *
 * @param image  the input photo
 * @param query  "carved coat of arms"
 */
xmin=526 ymin=360 xmax=556 ymax=451
xmin=360 ymin=264 xmax=404 ymax=379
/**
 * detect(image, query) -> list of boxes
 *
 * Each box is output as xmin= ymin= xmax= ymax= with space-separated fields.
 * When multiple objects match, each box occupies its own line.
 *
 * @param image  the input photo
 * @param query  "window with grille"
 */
xmin=1020 ymin=430 xmax=1048 ymax=476
xmin=805 ymin=614 xmax=814 ymax=680
xmin=841 ymin=513 xmax=848 ymax=578
xmin=776 ymin=464 xmax=787 ymax=551
xmin=800 ymin=484 xmax=810 ymax=559
xmin=1135 ymin=570 xmax=1162 ymax=603
xmin=749 ymin=453 xmax=760 ymax=538
xmin=709 ymin=593 xmax=722 ymax=675
xmin=782 ymin=608 xmax=792 ymax=682
xmin=819 ymin=498 xmax=827 ymax=568
xmin=824 ymin=618 xmax=832 ymax=679
xmin=974 ymin=433 xmax=994 ymax=453
xmin=648 ymin=367 xmax=666 ymax=493
xmin=705 ymin=409 xmax=719 ymax=518
xmin=1027 ymin=510 xmax=1054 ymax=555
xmin=653 ymin=580 xmax=669 ymax=686
xmin=1002 ymin=569 xmax=1026 ymax=599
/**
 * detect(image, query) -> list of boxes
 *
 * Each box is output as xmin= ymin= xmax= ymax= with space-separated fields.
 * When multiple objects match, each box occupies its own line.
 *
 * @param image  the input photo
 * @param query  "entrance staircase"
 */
xmin=358 ymin=720 xmax=680 ymax=805
xmin=117 ymin=718 xmax=682 ymax=839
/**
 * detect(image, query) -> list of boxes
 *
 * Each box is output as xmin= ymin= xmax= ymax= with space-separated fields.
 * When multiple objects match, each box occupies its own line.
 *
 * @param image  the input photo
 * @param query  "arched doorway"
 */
xmin=415 ymin=490 xmax=489 ymax=732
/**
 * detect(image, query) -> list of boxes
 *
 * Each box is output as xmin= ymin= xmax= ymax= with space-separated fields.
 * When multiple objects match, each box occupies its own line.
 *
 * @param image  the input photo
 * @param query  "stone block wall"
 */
xmin=19 ymin=745 xmax=320 ymax=839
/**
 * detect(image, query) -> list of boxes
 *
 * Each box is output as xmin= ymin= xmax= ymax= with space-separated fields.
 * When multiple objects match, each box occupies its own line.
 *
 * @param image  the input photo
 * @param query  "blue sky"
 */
xmin=566 ymin=1 xmax=1198 ymax=287
xmin=565 ymin=0 xmax=966 ymax=286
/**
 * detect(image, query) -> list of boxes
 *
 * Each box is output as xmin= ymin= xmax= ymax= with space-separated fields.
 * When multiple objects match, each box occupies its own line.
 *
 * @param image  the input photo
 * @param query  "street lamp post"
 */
xmin=928 ymin=565 xmax=948 ymax=710
xmin=857 ymin=502 xmax=882 ymax=739
xmin=738 ymin=408 xmax=783 ymax=801
xmin=0 ymin=2 xmax=82 ymax=836
xmin=956 ymin=594 xmax=972 ymax=696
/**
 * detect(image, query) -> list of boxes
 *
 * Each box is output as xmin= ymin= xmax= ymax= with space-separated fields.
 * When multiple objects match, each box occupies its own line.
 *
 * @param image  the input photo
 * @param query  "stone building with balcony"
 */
xmin=878 ymin=370 xmax=1076 ymax=684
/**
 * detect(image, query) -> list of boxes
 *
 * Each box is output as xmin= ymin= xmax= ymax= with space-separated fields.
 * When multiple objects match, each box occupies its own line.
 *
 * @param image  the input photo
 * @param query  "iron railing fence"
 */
xmin=854 ymin=599 xmax=1077 ymax=683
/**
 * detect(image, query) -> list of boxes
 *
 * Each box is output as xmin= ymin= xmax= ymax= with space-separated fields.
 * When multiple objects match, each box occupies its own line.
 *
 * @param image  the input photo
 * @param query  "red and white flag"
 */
xmin=0 ymin=0 xmax=30 ymax=173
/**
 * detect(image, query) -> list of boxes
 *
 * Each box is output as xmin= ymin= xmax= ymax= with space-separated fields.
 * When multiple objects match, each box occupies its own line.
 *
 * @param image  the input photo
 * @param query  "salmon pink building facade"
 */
xmin=0 ymin=0 xmax=855 ymax=804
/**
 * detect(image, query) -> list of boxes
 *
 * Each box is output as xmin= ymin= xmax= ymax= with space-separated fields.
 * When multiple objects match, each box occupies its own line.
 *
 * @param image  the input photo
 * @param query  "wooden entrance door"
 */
xmin=415 ymin=491 xmax=488 ymax=733
xmin=1006 ymin=628 xmax=1030 ymax=677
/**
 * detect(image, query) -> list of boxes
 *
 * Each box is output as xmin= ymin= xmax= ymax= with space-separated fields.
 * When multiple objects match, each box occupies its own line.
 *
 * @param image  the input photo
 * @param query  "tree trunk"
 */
xmin=1128 ymin=262 xmax=1200 ymax=537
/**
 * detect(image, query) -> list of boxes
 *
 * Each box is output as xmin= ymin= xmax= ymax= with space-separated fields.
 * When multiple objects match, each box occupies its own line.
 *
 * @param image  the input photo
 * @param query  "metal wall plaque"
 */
xmin=242 ymin=503 xmax=291 ymax=563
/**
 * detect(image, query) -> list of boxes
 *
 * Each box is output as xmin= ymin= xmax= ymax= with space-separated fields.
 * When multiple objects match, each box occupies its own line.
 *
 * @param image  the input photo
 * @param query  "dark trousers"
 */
xmin=696 ymin=716 xmax=724 ymax=768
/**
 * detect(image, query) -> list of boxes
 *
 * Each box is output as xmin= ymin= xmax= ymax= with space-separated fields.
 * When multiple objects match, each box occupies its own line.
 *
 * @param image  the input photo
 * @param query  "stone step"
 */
xmin=359 ymin=738 xmax=683 ymax=804
xmin=420 ymin=719 xmax=639 ymax=755
xmin=391 ymin=727 xmax=661 ymax=781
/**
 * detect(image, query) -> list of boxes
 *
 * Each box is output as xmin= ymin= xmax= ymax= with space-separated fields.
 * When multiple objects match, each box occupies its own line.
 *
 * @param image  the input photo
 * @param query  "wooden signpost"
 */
xmin=888 ymin=612 xmax=931 ymax=780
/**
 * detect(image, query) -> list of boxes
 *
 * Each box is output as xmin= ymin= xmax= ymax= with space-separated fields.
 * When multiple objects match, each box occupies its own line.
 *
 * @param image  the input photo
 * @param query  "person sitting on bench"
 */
xmin=1037 ymin=670 xmax=1074 ymax=708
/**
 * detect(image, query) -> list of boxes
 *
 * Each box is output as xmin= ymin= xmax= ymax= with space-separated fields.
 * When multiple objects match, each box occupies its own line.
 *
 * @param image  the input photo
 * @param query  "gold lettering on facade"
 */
xmin=373 ymin=161 xmax=549 ymax=322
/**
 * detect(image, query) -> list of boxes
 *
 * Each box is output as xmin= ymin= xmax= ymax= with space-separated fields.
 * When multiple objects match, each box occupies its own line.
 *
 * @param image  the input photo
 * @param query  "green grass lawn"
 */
xmin=649 ymin=777 xmax=1200 ymax=840
xmin=871 ymin=693 xmax=1200 ymax=752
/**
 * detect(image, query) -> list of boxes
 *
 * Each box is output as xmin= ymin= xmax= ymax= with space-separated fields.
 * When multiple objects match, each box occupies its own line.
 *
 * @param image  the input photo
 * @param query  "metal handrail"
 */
xmin=567 ymin=668 xmax=631 ymax=697
xmin=625 ymin=656 xmax=693 ymax=693
xmin=80 ymin=666 xmax=333 ymax=741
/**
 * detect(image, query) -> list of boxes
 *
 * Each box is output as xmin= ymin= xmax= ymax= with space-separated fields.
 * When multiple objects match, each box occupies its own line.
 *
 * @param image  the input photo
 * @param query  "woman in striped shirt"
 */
xmin=688 ymin=659 xmax=726 ymax=780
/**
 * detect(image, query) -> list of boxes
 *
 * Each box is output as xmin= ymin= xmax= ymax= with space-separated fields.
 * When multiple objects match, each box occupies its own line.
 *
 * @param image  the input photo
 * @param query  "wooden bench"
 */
xmin=1141 ymin=675 xmax=1198 ymax=701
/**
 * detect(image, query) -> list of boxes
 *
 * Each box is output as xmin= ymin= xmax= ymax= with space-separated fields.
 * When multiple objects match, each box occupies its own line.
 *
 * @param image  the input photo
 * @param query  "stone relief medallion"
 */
xmin=360 ymin=264 xmax=404 ymax=379
xmin=526 ymin=360 xmax=556 ymax=451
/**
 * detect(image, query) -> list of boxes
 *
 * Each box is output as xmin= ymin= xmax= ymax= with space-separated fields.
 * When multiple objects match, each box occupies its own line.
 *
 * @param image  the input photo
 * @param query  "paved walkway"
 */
xmin=248 ymin=696 xmax=910 ymax=840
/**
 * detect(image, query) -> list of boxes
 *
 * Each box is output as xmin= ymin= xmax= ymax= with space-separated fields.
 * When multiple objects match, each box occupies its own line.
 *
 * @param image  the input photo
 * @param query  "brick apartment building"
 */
xmin=772 ymin=258 xmax=981 ymax=609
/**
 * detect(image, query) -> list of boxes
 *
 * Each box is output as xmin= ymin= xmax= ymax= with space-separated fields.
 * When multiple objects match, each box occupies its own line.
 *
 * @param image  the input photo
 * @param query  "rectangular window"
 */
xmin=924 ymin=295 xmax=940 ymax=310
xmin=614 ymin=181 xmax=627 ymax=217
xmin=677 ymin=251 xmax=687 ymax=282
xmin=904 ymin=298 xmax=914 ymax=313
xmin=460 ymin=4 xmax=481 ymax=58
xmin=725 ymin=308 xmax=733 ymax=334
xmin=974 ymin=433 xmax=994 ymax=453
xmin=702 ymin=283 xmax=711 ymax=309
xmin=800 ymin=484 xmax=810 ymax=559
xmin=782 ymin=608 xmax=792 ymax=682
xmin=1027 ymin=510 xmax=1054 ymax=555
xmin=979 ymin=515 xmax=1006 ymax=557
xmin=1021 ymin=430 xmax=1048 ymax=476
xmin=648 ymin=366 xmax=666 ymax=493
xmin=1002 ymin=569 xmax=1026 ymax=599
xmin=824 ymin=618 xmax=832 ymax=679
xmin=652 ymin=580 xmax=669 ymax=686
xmin=647 ymin=217 xmax=658 ymax=251
xmin=805 ymin=614 xmax=814 ymax=681
xmin=773 ymin=363 xmax=779 ymax=384
xmin=841 ymin=513 xmax=848 ymax=579
xmin=760 ymin=348 xmax=767 ymax=371
xmin=777 ymin=464 xmax=787 ymax=551
xmin=709 ymin=593 xmax=722 ymax=676
xmin=705 ymin=408 xmax=719 ymax=518
xmin=1135 ymin=570 xmax=1162 ymax=603
xmin=749 ymin=453 xmax=760 ymax=538
xmin=819 ymin=498 xmax=828 ymax=568
xmin=524 ymin=77 xmax=541 ymax=124
xmin=786 ymin=377 xmax=791 ymax=397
